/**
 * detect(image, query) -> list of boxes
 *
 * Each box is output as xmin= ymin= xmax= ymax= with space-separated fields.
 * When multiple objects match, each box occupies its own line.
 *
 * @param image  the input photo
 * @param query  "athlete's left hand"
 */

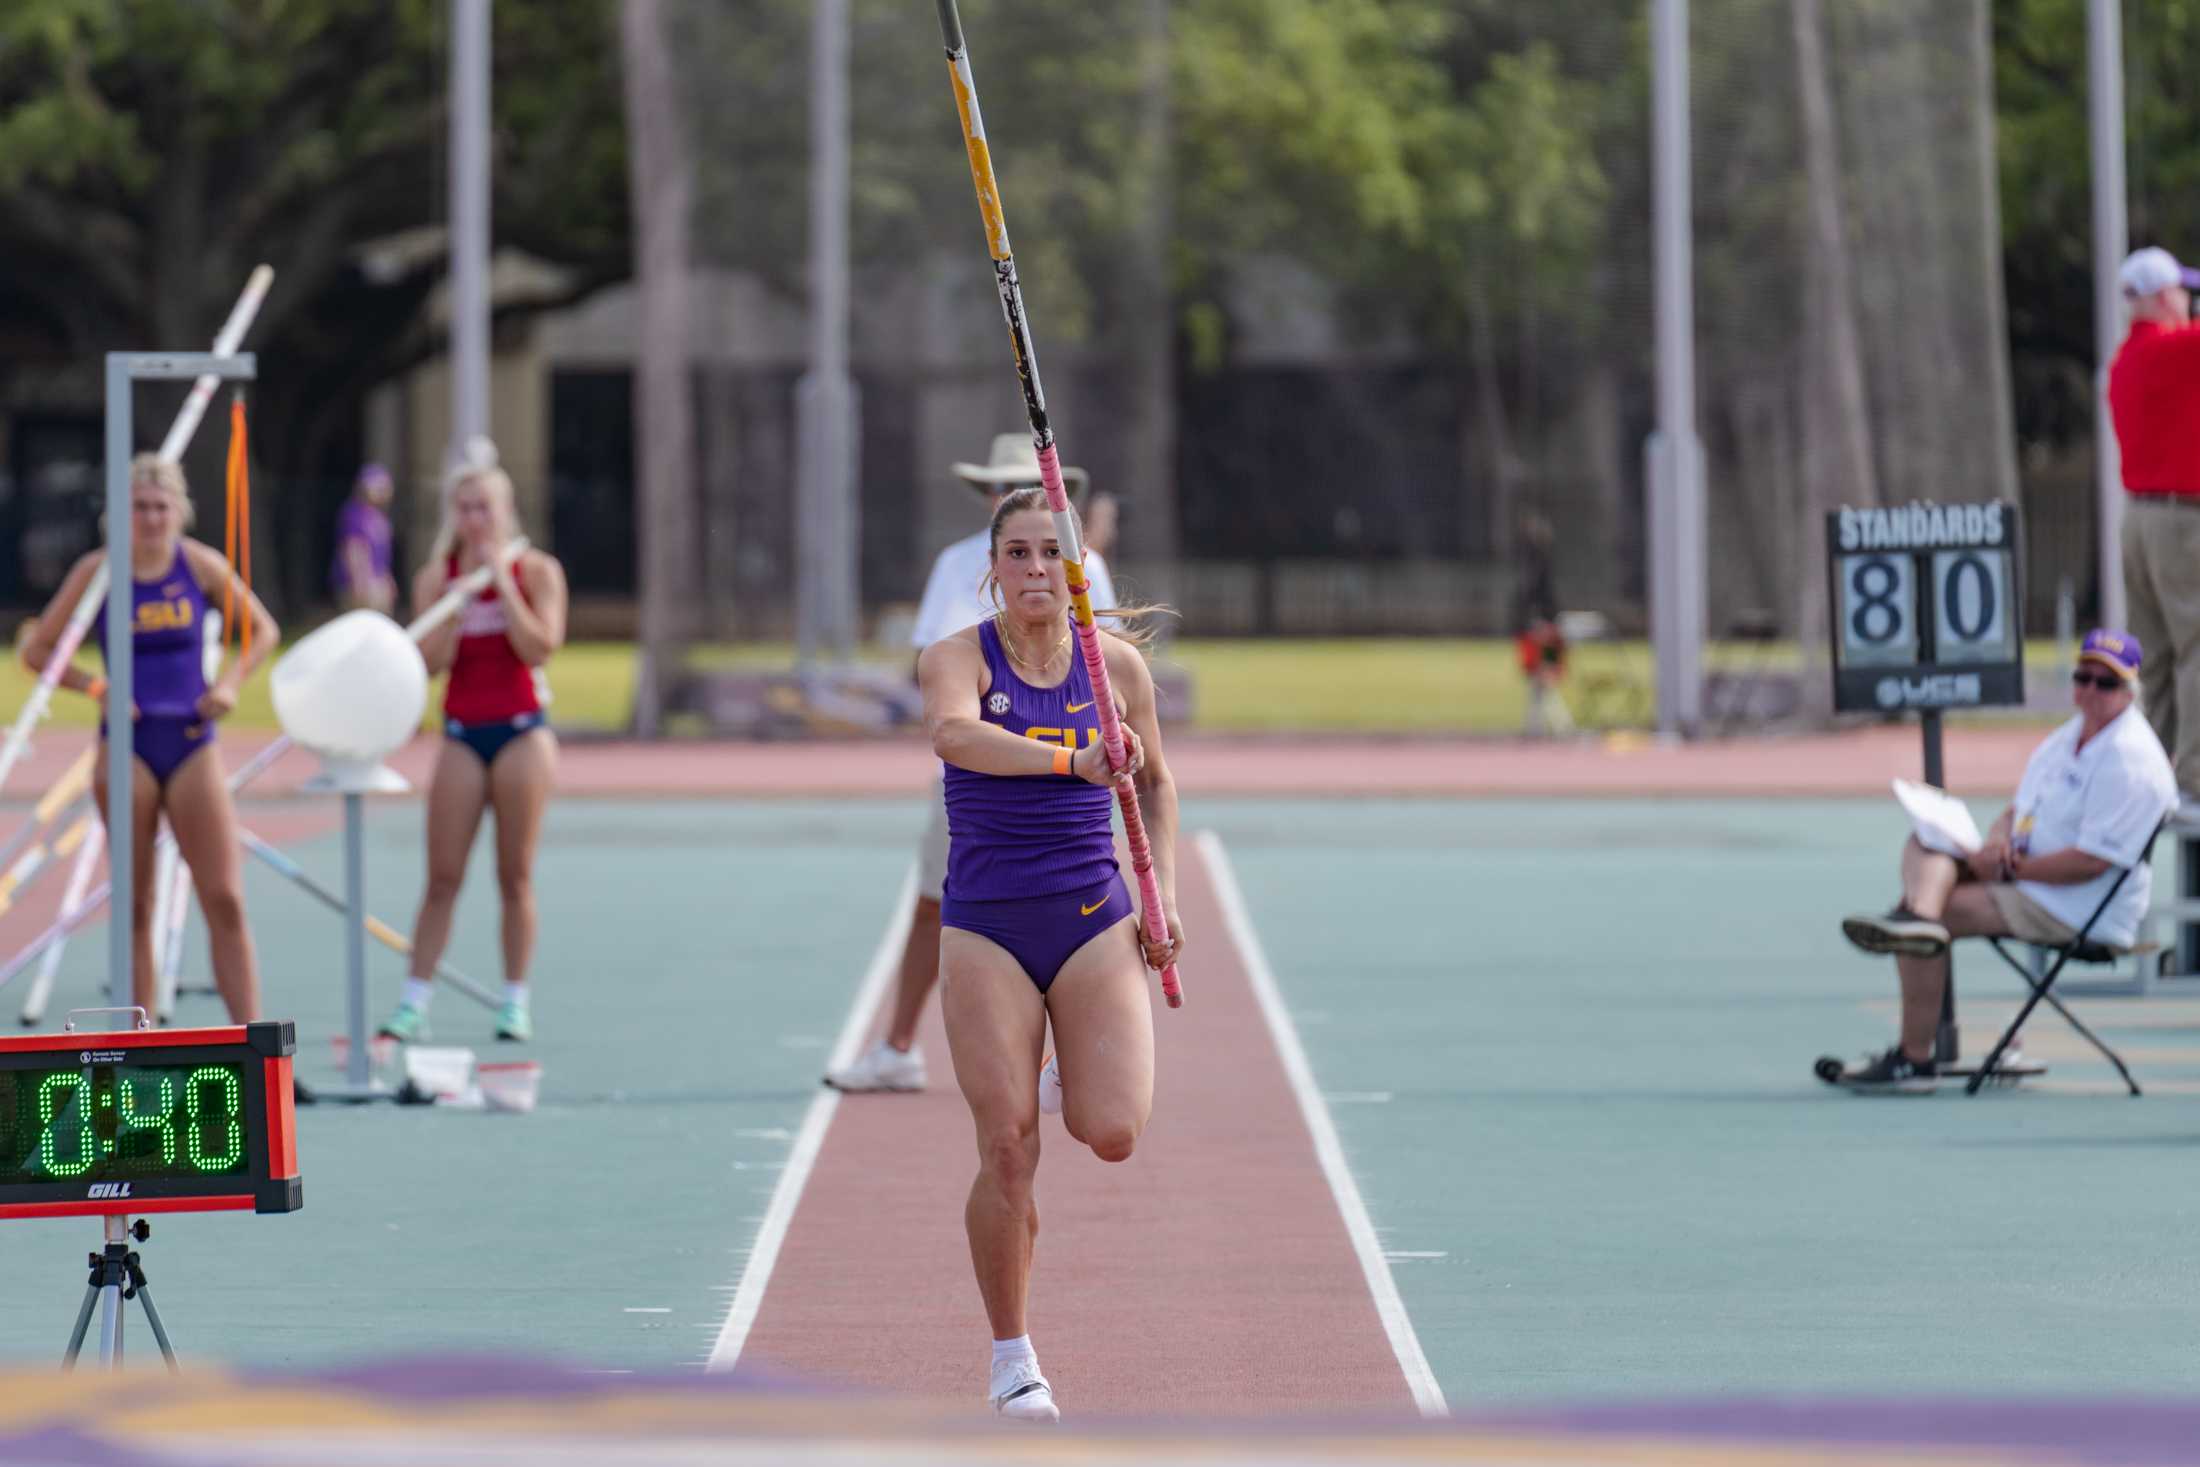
xmin=196 ymin=681 xmax=238 ymax=721
xmin=1138 ymin=906 xmax=1185 ymax=971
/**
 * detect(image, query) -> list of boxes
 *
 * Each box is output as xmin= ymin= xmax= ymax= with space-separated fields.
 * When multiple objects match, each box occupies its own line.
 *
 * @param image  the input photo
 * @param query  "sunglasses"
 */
xmin=2071 ymin=670 xmax=2129 ymax=692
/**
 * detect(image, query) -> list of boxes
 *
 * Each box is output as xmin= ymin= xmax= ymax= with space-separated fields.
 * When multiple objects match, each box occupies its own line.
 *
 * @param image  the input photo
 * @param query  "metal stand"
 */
xmin=1917 ymin=711 xmax=1961 ymax=1062
xmin=1935 ymin=966 xmax=1960 ymax=1065
xmin=62 ymin=1216 xmax=177 ymax=1372
xmin=105 ymin=351 xmax=257 ymax=1015
xmin=304 ymin=760 xmax=410 ymax=1102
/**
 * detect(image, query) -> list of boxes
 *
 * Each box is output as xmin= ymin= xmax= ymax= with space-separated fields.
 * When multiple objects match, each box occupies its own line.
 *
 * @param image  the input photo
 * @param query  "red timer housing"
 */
xmin=0 ymin=1021 xmax=300 ymax=1219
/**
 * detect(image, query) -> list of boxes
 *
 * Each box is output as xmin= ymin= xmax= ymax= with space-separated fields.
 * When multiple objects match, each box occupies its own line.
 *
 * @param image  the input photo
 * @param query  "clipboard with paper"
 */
xmin=1892 ymin=778 xmax=1984 ymax=858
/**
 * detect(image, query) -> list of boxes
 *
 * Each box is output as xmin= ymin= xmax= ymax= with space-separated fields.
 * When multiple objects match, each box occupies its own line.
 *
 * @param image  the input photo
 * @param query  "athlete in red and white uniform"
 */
xmin=382 ymin=450 xmax=567 ymax=1045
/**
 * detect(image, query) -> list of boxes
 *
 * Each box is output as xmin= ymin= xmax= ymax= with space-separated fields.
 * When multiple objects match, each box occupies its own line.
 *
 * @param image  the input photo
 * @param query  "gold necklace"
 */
xmin=996 ymin=614 xmax=1070 ymax=673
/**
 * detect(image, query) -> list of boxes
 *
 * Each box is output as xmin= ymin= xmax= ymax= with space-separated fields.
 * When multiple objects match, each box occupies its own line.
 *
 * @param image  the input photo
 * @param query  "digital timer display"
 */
xmin=0 ymin=1021 xmax=300 ymax=1219
xmin=1 ymin=1062 xmax=250 ymax=1184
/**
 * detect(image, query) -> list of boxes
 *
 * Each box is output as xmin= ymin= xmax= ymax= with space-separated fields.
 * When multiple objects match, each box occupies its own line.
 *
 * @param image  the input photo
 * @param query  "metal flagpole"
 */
xmin=2090 ymin=0 xmax=2128 ymax=632
xmin=1649 ymin=0 xmax=1705 ymax=737
xmin=796 ymin=0 xmax=860 ymax=675
xmin=451 ymin=0 xmax=492 ymax=454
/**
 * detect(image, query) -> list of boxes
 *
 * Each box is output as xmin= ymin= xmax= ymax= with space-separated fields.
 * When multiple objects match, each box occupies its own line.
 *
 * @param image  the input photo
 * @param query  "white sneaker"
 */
xmin=823 ymin=1041 xmax=926 ymax=1093
xmin=1037 ymin=1051 xmax=1063 ymax=1116
xmin=989 ymin=1357 xmax=1060 ymax=1423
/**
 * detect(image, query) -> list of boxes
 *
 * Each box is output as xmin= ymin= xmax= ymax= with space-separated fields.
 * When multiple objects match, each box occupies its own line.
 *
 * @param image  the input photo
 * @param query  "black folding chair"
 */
xmin=1967 ymin=819 xmax=2166 ymax=1096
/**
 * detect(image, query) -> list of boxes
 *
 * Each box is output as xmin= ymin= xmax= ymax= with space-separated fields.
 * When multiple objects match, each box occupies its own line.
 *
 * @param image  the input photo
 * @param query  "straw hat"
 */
xmin=951 ymin=433 xmax=1089 ymax=497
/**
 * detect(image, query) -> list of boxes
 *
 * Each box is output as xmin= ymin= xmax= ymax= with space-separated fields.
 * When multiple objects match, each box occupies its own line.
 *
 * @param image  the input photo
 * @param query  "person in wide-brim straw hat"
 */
xmin=952 ymin=433 xmax=1089 ymax=497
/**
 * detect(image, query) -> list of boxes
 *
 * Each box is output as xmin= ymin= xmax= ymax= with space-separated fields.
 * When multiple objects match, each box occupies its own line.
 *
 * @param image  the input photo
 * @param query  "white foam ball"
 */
xmin=271 ymin=611 xmax=427 ymax=762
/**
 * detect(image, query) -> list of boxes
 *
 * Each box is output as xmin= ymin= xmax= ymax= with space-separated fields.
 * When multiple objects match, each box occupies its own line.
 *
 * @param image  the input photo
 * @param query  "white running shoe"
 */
xmin=1037 ymin=1051 xmax=1063 ymax=1116
xmin=823 ymin=1041 xmax=926 ymax=1093
xmin=989 ymin=1357 xmax=1060 ymax=1423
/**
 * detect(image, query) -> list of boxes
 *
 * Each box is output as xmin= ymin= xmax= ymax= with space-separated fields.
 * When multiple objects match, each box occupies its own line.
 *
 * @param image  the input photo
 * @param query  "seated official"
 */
xmin=1837 ymin=629 xmax=2177 ymax=1089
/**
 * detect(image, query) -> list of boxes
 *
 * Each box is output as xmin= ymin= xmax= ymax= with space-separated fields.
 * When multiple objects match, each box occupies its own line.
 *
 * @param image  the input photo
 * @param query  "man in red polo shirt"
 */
xmin=2110 ymin=245 xmax=2200 ymax=796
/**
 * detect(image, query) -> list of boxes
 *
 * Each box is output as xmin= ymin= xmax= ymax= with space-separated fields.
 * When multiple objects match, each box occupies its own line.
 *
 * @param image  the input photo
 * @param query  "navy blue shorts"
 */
xmin=942 ymin=872 xmax=1134 ymax=992
xmin=446 ymin=711 xmax=546 ymax=767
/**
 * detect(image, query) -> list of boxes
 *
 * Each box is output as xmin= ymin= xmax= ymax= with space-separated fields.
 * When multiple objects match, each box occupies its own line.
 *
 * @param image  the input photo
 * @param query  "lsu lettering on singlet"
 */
xmin=95 ymin=545 xmax=209 ymax=718
xmin=942 ymin=620 xmax=1120 ymax=902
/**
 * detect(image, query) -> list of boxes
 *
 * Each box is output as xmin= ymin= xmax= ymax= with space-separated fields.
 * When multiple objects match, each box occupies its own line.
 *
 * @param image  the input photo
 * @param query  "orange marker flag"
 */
xmin=223 ymin=395 xmax=253 ymax=663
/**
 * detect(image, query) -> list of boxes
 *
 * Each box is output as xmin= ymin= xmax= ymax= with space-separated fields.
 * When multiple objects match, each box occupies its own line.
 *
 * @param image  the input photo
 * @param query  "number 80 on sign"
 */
xmin=1834 ymin=550 xmax=2016 ymax=669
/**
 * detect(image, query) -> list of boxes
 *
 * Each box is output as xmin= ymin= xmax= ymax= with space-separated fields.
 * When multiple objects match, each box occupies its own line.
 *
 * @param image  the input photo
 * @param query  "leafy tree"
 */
xmin=0 ymin=0 xmax=628 ymax=612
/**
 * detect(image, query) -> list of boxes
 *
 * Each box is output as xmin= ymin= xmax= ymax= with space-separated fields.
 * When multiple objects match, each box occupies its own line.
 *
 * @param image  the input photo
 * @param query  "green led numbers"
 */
xmin=184 ymin=1065 xmax=243 ymax=1172
xmin=119 ymin=1073 xmax=178 ymax=1165
xmin=36 ymin=1072 xmax=93 ymax=1178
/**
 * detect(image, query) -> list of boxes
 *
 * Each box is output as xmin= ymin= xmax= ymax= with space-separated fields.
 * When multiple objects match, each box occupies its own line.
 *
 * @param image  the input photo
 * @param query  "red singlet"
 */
xmin=443 ymin=554 xmax=546 ymax=726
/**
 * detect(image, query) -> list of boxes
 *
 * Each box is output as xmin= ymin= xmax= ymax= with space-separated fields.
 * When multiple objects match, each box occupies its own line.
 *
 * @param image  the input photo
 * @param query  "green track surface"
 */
xmin=0 ymin=799 xmax=916 ymax=1371
xmin=1205 ymin=798 xmax=2200 ymax=1406
xmin=1 ymin=793 xmax=2192 ymax=1405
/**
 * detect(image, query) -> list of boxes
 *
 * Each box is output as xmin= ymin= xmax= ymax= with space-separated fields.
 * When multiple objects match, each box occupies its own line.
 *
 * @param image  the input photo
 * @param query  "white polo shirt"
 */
xmin=2009 ymin=705 xmax=2177 ymax=947
xmin=910 ymin=528 xmax=1116 ymax=649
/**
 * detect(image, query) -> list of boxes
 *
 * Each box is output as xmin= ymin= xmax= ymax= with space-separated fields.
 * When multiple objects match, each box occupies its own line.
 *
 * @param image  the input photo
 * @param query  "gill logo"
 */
xmin=136 ymin=598 xmax=194 ymax=632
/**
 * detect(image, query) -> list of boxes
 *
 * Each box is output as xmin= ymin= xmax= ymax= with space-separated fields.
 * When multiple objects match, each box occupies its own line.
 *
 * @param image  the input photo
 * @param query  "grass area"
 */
xmin=0 ymin=635 xmax=2081 ymax=736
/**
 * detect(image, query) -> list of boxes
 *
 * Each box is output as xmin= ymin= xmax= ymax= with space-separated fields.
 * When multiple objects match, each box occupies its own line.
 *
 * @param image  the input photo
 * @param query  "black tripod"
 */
xmin=63 ymin=1217 xmax=177 ymax=1371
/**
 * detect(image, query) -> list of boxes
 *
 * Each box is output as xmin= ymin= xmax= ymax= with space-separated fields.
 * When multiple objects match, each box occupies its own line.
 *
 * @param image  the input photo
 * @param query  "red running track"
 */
xmin=0 ymin=723 xmax=2046 ymax=803
xmin=730 ymin=838 xmax=1424 ymax=1420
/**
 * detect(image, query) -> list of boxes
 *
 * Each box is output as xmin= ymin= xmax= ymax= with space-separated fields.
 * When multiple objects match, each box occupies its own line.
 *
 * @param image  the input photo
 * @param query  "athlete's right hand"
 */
xmin=1072 ymin=726 xmax=1143 ymax=786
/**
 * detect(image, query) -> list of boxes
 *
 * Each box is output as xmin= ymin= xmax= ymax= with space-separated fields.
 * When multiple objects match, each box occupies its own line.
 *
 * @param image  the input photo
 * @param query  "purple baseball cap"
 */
xmin=2080 ymin=628 xmax=2142 ymax=680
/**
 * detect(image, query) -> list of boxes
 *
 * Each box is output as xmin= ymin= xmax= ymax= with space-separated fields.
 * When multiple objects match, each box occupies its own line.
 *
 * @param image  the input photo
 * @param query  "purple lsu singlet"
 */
xmin=941 ymin=620 xmax=1119 ymax=901
xmin=95 ymin=545 xmax=211 ymax=718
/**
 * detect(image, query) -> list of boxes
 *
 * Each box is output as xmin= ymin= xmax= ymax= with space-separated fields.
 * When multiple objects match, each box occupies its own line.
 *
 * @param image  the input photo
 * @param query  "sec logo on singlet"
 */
xmin=987 ymin=691 xmax=1011 ymax=716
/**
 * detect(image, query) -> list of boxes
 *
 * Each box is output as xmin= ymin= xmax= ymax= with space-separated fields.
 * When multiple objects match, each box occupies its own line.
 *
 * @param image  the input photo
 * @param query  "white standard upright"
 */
xmin=102 ymin=351 xmax=257 ymax=1009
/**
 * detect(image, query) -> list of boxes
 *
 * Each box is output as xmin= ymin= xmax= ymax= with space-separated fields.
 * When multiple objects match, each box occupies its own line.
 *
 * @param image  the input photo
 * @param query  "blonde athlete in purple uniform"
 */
xmin=22 ymin=454 xmax=278 ymax=1022
xmin=828 ymin=436 xmax=1114 ymax=1093
xmin=919 ymin=487 xmax=1182 ymax=1422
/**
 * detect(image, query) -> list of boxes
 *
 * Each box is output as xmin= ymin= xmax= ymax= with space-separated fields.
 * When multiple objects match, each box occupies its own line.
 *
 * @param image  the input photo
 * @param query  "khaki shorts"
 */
xmin=1985 ymin=884 xmax=2082 ymax=947
xmin=915 ymin=779 xmax=949 ymax=902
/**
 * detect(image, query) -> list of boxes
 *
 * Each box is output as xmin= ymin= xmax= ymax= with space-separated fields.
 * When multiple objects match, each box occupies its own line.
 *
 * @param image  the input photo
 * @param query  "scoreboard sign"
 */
xmin=1826 ymin=501 xmax=2024 ymax=714
xmin=0 ymin=1021 xmax=300 ymax=1219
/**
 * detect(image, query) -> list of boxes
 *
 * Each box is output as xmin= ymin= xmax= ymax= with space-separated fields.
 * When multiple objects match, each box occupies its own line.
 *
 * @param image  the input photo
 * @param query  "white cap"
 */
xmin=2120 ymin=246 xmax=2200 ymax=298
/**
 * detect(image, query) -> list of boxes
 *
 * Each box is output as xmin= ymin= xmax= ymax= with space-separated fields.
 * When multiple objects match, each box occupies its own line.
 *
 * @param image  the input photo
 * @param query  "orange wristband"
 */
xmin=84 ymin=677 xmax=107 ymax=702
xmin=1052 ymin=746 xmax=1073 ymax=777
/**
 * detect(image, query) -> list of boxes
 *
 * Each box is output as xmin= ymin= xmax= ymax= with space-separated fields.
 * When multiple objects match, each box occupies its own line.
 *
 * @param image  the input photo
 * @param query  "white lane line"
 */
xmin=1197 ymin=831 xmax=1449 ymax=1420
xmin=704 ymin=869 xmax=914 ymax=1373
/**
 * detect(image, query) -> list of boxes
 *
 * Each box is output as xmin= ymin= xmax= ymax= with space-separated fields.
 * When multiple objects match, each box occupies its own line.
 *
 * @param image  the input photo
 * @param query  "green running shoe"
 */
xmin=495 ymin=1000 xmax=532 ymax=1043
xmin=377 ymin=1001 xmax=428 ymax=1043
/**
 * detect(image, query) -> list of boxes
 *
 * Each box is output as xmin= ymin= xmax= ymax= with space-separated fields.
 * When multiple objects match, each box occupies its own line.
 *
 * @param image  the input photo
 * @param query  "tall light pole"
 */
xmin=451 ymin=0 xmax=492 ymax=458
xmin=796 ymin=0 xmax=860 ymax=671
xmin=1649 ymin=0 xmax=1705 ymax=736
xmin=2090 ymin=0 xmax=2128 ymax=631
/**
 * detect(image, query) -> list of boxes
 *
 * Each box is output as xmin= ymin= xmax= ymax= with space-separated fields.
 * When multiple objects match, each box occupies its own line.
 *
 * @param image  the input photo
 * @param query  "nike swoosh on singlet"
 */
xmin=1080 ymin=898 xmax=1108 ymax=916
xmin=1066 ymin=701 xmax=1094 ymax=713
